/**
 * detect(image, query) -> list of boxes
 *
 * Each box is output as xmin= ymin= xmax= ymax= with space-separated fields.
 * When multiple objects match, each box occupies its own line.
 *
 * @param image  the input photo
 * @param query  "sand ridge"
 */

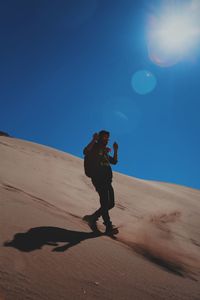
xmin=1 ymin=136 xmax=200 ymax=300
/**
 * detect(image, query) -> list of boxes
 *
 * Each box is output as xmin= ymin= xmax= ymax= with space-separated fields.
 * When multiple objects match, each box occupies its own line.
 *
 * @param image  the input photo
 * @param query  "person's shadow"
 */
xmin=4 ymin=227 xmax=102 ymax=252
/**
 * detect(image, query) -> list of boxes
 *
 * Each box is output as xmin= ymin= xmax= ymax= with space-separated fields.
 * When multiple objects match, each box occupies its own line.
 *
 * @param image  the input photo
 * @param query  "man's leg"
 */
xmin=83 ymin=180 xmax=112 ymax=231
xmin=92 ymin=182 xmax=115 ymax=220
xmin=91 ymin=182 xmax=112 ymax=226
xmin=108 ymin=183 xmax=115 ymax=210
xmin=97 ymin=185 xmax=112 ymax=226
xmin=91 ymin=180 xmax=117 ymax=234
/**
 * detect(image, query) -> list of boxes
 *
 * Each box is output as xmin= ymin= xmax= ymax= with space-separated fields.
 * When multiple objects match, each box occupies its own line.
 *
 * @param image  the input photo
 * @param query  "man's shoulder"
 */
xmin=91 ymin=143 xmax=99 ymax=151
xmin=84 ymin=143 xmax=99 ymax=156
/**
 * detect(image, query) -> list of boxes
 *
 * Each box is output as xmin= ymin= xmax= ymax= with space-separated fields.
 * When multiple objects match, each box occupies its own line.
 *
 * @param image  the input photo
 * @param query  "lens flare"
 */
xmin=147 ymin=1 xmax=200 ymax=67
xmin=101 ymin=96 xmax=140 ymax=135
xmin=131 ymin=70 xmax=157 ymax=95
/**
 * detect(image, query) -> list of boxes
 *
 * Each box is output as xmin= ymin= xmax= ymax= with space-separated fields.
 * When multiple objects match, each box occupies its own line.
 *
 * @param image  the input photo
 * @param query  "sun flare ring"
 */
xmin=147 ymin=1 xmax=200 ymax=67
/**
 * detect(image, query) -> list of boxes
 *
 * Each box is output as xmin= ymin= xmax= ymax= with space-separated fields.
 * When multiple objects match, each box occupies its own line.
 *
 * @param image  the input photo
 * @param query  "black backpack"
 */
xmin=84 ymin=153 xmax=94 ymax=178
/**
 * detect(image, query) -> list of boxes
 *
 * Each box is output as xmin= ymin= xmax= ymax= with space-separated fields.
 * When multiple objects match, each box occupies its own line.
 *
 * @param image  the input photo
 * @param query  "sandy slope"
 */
xmin=0 ymin=136 xmax=200 ymax=300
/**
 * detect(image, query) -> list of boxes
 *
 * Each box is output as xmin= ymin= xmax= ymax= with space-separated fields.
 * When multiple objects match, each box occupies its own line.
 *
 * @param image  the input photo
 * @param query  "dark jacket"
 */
xmin=83 ymin=143 xmax=117 ymax=181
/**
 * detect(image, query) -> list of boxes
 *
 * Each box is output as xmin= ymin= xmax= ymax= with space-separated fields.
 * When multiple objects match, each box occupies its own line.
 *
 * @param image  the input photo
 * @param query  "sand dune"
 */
xmin=0 ymin=136 xmax=200 ymax=300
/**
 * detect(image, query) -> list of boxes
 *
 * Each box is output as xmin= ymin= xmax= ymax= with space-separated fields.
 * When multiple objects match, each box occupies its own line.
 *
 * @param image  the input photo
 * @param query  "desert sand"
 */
xmin=0 ymin=136 xmax=200 ymax=300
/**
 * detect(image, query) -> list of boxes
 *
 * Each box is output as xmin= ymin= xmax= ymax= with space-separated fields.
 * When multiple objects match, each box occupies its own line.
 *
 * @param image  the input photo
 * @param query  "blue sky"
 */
xmin=0 ymin=0 xmax=200 ymax=190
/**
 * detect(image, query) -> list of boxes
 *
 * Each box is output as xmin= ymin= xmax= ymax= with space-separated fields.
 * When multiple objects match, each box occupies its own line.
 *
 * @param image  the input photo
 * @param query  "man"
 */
xmin=83 ymin=130 xmax=118 ymax=234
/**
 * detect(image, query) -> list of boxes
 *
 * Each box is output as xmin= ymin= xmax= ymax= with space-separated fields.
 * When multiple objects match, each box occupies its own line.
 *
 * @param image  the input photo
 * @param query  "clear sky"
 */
xmin=1 ymin=0 xmax=200 ymax=190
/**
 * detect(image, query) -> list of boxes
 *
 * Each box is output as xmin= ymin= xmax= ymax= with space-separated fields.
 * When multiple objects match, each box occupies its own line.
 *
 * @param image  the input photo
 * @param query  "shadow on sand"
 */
xmin=4 ymin=227 xmax=102 ymax=252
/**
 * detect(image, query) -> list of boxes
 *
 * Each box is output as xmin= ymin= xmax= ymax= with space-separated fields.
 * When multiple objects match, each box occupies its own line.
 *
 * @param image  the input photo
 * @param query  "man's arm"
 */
xmin=109 ymin=142 xmax=118 ymax=164
xmin=83 ymin=133 xmax=99 ymax=155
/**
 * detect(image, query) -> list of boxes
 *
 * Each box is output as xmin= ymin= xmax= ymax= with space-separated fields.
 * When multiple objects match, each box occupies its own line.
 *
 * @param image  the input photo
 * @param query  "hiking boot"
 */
xmin=105 ymin=224 xmax=118 ymax=235
xmin=83 ymin=215 xmax=98 ymax=232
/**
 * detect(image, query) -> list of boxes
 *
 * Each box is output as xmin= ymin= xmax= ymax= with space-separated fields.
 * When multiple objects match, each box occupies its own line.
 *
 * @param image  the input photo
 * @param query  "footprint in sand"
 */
xmin=2 ymin=183 xmax=22 ymax=193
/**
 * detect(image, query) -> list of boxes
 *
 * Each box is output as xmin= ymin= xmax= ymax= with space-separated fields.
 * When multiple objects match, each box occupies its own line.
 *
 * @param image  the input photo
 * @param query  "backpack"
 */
xmin=84 ymin=153 xmax=94 ymax=178
xmin=84 ymin=144 xmax=110 ymax=178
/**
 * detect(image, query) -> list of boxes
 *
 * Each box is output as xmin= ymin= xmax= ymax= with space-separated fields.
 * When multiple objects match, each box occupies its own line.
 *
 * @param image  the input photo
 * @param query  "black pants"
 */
xmin=91 ymin=178 xmax=115 ymax=226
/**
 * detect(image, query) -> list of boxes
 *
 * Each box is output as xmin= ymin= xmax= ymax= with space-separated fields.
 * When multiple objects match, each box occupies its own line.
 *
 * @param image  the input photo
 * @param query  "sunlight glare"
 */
xmin=147 ymin=1 xmax=200 ymax=67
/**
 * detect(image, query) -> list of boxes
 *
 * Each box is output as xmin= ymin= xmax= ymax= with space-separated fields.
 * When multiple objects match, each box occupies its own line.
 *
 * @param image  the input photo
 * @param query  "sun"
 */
xmin=147 ymin=1 xmax=200 ymax=67
xmin=155 ymin=14 xmax=198 ymax=54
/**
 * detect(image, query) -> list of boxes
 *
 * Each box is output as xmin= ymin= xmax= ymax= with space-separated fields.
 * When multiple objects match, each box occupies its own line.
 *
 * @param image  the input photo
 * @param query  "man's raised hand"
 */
xmin=92 ymin=133 xmax=99 ymax=142
xmin=113 ymin=142 xmax=118 ymax=151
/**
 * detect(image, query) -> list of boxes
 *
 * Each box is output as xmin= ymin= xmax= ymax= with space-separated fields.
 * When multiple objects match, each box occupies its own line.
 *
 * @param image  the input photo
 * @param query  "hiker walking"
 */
xmin=83 ymin=130 xmax=118 ymax=234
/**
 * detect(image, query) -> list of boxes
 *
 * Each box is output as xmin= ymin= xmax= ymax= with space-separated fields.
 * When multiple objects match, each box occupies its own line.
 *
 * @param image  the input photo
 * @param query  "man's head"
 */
xmin=98 ymin=130 xmax=110 ymax=146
